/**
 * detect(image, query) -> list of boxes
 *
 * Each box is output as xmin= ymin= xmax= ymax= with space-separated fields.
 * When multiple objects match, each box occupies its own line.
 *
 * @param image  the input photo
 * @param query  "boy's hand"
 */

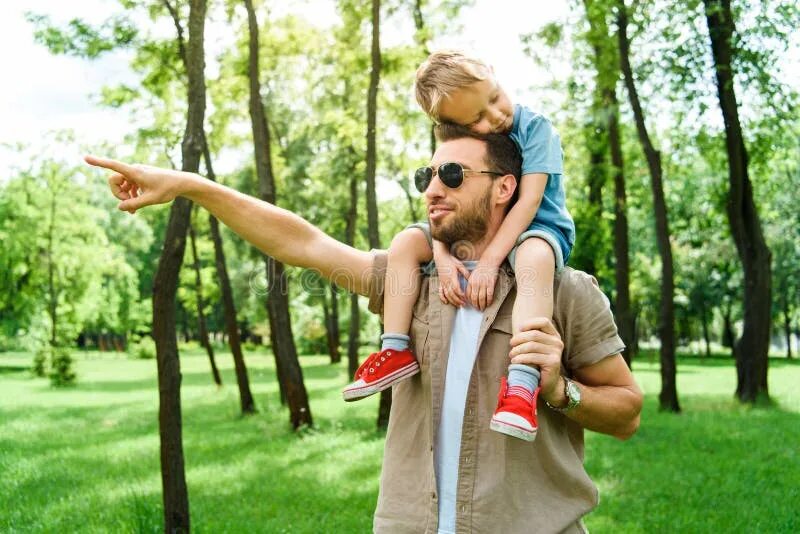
xmin=434 ymin=250 xmax=469 ymax=307
xmin=84 ymin=155 xmax=192 ymax=214
xmin=465 ymin=259 xmax=499 ymax=310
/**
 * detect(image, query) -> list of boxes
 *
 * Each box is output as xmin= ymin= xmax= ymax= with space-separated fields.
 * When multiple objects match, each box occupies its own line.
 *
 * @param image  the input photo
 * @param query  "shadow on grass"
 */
xmin=0 ymin=364 xmax=28 ymax=374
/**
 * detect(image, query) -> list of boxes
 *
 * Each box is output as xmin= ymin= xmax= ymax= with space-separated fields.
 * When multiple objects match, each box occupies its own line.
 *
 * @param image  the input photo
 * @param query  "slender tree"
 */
xmin=616 ymin=1 xmax=679 ymax=411
xmin=243 ymin=0 xmax=312 ymax=428
xmin=188 ymin=209 xmax=221 ymax=385
xmin=608 ymin=82 xmax=634 ymax=366
xmin=165 ymin=0 xmax=256 ymax=414
xmin=150 ymin=0 xmax=206 ymax=528
xmin=589 ymin=2 xmax=635 ymax=365
xmin=322 ymin=282 xmax=341 ymax=363
xmin=346 ymin=161 xmax=361 ymax=379
xmin=703 ymin=0 xmax=772 ymax=403
xmin=202 ymin=140 xmax=257 ymax=413
xmin=412 ymin=0 xmax=435 ymax=156
xmin=365 ymin=0 xmax=392 ymax=429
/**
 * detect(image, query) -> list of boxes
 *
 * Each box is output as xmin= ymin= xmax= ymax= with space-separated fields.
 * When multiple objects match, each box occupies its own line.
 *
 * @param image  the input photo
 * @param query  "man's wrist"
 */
xmin=545 ymin=376 xmax=582 ymax=413
xmin=479 ymin=252 xmax=503 ymax=268
xmin=181 ymin=172 xmax=209 ymax=201
xmin=545 ymin=375 xmax=568 ymax=408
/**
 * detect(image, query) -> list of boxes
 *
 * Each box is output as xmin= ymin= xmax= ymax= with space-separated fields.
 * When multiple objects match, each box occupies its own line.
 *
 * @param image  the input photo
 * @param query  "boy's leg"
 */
xmin=383 ymin=228 xmax=433 ymax=338
xmin=342 ymin=228 xmax=432 ymax=401
xmin=490 ymin=237 xmax=556 ymax=441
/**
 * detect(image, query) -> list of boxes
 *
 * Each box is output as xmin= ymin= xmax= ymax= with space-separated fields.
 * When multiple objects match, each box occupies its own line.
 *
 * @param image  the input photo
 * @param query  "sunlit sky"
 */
xmin=0 ymin=0 xmax=571 ymax=182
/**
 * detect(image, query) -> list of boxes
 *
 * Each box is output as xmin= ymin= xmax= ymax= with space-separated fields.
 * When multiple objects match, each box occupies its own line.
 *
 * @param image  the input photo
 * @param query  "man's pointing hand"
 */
xmin=84 ymin=155 xmax=192 ymax=214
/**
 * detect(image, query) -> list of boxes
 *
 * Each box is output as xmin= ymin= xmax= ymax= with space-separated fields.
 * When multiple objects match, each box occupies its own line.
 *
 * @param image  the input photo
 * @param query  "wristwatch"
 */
xmin=546 ymin=376 xmax=581 ymax=413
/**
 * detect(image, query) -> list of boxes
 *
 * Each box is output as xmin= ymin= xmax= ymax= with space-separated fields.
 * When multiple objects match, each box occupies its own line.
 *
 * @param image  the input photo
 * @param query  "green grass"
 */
xmin=1 ymin=349 xmax=798 ymax=533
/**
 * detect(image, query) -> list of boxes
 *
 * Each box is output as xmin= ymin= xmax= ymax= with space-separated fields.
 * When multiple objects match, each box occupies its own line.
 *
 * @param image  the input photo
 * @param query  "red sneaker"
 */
xmin=489 ymin=377 xmax=539 ymax=441
xmin=342 ymin=348 xmax=419 ymax=402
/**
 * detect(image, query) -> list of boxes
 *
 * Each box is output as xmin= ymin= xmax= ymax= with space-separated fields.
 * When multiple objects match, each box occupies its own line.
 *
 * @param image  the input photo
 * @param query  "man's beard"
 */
xmin=430 ymin=186 xmax=492 ymax=258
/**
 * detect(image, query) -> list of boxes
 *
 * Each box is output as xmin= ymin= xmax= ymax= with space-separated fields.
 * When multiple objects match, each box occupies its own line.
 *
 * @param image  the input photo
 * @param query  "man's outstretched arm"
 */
xmin=85 ymin=155 xmax=375 ymax=296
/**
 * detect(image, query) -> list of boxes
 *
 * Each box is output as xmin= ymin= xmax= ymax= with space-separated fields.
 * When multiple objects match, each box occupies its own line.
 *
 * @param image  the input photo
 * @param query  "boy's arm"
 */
xmin=481 ymin=173 xmax=547 ymax=266
xmin=466 ymin=173 xmax=546 ymax=309
xmin=86 ymin=155 xmax=375 ymax=296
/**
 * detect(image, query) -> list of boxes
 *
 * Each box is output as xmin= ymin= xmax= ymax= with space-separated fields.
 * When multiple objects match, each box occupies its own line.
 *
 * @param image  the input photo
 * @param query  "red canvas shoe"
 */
xmin=489 ymin=377 xmax=539 ymax=441
xmin=342 ymin=348 xmax=420 ymax=402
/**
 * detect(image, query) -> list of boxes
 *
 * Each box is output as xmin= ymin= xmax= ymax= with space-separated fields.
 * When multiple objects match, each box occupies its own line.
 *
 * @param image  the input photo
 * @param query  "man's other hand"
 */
xmin=85 ymin=155 xmax=193 ymax=214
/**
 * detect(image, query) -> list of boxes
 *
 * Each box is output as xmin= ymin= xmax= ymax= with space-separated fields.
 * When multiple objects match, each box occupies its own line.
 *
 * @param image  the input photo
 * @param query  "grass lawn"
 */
xmin=1 ymin=347 xmax=798 ymax=533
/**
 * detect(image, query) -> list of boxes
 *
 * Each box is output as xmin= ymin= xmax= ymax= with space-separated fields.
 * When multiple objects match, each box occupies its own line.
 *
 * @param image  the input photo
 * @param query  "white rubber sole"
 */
xmin=342 ymin=361 xmax=420 ymax=402
xmin=490 ymin=412 xmax=538 ymax=442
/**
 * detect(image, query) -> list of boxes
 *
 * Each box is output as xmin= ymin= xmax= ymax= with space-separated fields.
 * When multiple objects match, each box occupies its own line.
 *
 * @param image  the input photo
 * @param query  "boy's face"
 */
xmin=438 ymin=76 xmax=514 ymax=135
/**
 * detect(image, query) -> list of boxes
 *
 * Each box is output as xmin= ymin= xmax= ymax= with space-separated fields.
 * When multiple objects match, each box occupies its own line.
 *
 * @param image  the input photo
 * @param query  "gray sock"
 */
xmin=381 ymin=333 xmax=410 ymax=352
xmin=507 ymin=364 xmax=540 ymax=393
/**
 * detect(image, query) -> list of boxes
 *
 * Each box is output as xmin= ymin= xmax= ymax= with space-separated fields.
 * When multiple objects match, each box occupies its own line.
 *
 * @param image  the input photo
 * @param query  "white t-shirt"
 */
xmin=435 ymin=262 xmax=482 ymax=534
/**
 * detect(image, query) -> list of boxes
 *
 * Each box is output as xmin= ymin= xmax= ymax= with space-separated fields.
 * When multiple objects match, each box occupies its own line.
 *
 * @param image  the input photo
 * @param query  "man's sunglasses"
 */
xmin=414 ymin=162 xmax=505 ymax=193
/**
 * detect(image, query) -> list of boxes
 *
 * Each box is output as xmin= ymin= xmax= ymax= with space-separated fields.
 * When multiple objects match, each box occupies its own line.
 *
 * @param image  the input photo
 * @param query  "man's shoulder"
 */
xmin=553 ymin=267 xmax=611 ymax=312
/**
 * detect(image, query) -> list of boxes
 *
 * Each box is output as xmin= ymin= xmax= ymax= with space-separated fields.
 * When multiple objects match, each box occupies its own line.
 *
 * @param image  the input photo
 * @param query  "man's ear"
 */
xmin=495 ymin=173 xmax=517 ymax=206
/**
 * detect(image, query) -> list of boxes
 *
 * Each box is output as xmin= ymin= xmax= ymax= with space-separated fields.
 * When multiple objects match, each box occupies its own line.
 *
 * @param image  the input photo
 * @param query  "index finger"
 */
xmin=84 ymin=155 xmax=135 ymax=175
xmin=517 ymin=317 xmax=558 ymax=336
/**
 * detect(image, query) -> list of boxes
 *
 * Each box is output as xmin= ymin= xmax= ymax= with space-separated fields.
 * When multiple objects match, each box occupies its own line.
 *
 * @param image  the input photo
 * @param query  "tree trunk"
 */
xmin=584 ymin=0 xmax=634 ymax=367
xmin=412 ymin=0 xmax=435 ymax=157
xmin=583 ymin=0 xmax=634 ymax=365
xmin=166 ymin=0 xmax=256 ymax=414
xmin=330 ymin=283 xmax=340 ymax=352
xmin=365 ymin=0 xmax=381 ymax=251
xmin=608 ymin=88 xmax=634 ymax=367
xmin=189 ymin=214 xmax=221 ymax=386
xmin=783 ymin=295 xmax=792 ymax=359
xmin=345 ymin=166 xmax=361 ymax=379
xmin=202 ymin=139 xmax=257 ymax=413
xmin=617 ymin=2 xmax=679 ymax=412
xmin=700 ymin=299 xmax=711 ymax=360
xmin=151 ymin=1 xmax=206 ymax=530
xmin=704 ymin=0 xmax=772 ymax=403
xmin=244 ymin=0 xmax=311 ymax=429
xmin=323 ymin=283 xmax=341 ymax=363
xmin=366 ymin=0 xmax=391 ymax=430
xmin=47 ymin=184 xmax=58 ymax=347
xmin=722 ymin=301 xmax=735 ymax=351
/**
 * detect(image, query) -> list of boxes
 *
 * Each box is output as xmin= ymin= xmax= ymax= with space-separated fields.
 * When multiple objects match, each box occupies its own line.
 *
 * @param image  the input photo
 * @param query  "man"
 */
xmin=86 ymin=124 xmax=642 ymax=534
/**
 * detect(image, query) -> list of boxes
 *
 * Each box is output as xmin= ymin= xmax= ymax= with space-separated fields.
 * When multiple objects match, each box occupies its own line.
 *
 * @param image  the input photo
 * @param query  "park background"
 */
xmin=1 ymin=0 xmax=798 ymax=532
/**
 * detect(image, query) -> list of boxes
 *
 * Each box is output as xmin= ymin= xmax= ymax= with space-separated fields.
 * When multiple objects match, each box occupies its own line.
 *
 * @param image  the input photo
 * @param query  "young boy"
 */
xmin=342 ymin=50 xmax=575 ymax=442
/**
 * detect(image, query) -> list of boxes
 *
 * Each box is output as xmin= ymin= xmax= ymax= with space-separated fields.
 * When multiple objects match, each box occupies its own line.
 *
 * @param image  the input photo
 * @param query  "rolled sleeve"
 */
xmin=367 ymin=249 xmax=388 ymax=319
xmin=554 ymin=268 xmax=626 ymax=371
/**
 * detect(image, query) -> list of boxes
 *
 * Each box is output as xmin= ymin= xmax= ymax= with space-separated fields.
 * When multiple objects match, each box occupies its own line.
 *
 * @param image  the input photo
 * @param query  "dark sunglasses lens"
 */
xmin=414 ymin=167 xmax=432 ymax=192
xmin=438 ymin=162 xmax=464 ymax=188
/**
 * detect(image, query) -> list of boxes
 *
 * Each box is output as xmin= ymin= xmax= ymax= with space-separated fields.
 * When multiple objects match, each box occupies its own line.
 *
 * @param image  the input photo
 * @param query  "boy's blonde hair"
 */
xmin=415 ymin=50 xmax=491 ymax=122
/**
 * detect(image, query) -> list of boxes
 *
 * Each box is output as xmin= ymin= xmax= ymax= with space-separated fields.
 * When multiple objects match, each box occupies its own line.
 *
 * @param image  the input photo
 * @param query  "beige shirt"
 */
xmin=367 ymin=251 xmax=625 ymax=534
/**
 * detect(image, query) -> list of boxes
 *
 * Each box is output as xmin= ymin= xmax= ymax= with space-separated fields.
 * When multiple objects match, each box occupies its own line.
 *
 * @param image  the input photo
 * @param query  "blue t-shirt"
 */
xmin=508 ymin=104 xmax=575 ymax=253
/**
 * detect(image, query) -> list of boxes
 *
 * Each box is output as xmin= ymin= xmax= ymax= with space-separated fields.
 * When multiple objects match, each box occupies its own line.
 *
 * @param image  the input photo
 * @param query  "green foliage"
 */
xmin=130 ymin=336 xmax=156 ymax=360
xmin=31 ymin=347 xmax=48 ymax=377
xmin=48 ymin=346 xmax=76 ymax=386
xmin=26 ymin=13 xmax=137 ymax=58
